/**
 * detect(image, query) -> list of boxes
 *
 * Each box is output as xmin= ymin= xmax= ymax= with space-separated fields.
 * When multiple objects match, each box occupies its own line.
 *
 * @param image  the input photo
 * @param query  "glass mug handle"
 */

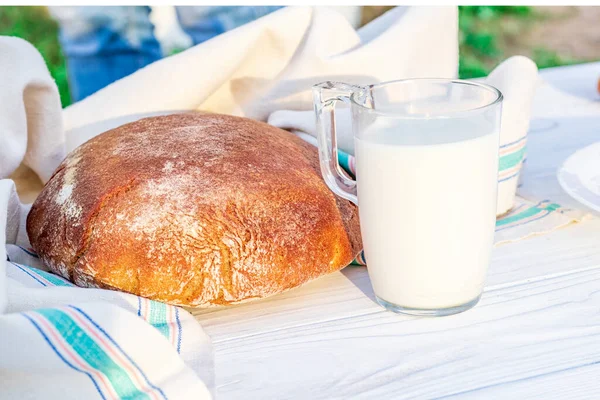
xmin=312 ymin=81 xmax=362 ymax=206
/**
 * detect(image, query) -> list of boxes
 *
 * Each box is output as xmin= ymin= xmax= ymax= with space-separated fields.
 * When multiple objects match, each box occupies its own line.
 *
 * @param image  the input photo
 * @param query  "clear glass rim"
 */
xmin=350 ymin=78 xmax=504 ymax=118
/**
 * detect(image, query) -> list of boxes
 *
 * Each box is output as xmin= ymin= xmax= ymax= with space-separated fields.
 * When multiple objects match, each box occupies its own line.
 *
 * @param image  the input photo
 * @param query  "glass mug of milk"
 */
xmin=313 ymin=79 xmax=503 ymax=316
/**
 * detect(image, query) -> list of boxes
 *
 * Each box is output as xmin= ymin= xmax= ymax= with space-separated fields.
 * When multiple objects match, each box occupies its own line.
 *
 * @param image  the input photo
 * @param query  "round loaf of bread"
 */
xmin=27 ymin=113 xmax=362 ymax=306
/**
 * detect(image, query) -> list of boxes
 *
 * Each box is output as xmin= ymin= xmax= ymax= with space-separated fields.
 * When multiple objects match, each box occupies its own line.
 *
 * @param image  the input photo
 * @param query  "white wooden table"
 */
xmin=193 ymin=63 xmax=600 ymax=399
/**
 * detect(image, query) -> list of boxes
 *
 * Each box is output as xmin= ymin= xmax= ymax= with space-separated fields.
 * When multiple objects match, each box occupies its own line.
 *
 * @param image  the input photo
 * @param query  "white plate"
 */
xmin=557 ymin=141 xmax=600 ymax=212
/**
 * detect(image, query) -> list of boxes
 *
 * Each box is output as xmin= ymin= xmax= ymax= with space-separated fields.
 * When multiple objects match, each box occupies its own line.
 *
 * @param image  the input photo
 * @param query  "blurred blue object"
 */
xmin=50 ymin=6 xmax=283 ymax=102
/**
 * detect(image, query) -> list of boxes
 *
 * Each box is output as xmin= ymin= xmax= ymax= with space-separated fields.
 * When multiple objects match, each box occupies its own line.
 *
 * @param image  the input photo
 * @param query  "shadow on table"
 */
xmin=340 ymin=265 xmax=379 ymax=306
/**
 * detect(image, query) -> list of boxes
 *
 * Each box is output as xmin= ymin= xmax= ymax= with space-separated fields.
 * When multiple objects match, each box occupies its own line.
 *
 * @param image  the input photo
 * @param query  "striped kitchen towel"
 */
xmin=2 ymin=253 xmax=214 ymax=399
xmin=496 ymin=132 xmax=528 ymax=216
xmin=493 ymin=197 xmax=591 ymax=245
xmin=5 ymin=252 xmax=190 ymax=353
xmin=2 ymin=301 xmax=211 ymax=399
xmin=498 ymin=134 xmax=526 ymax=183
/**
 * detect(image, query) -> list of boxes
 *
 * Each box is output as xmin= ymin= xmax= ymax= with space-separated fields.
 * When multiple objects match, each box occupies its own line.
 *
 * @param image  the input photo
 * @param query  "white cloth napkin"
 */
xmin=62 ymin=6 xmax=458 ymax=132
xmin=0 ymin=38 xmax=213 ymax=398
xmin=0 ymin=37 xmax=65 ymax=184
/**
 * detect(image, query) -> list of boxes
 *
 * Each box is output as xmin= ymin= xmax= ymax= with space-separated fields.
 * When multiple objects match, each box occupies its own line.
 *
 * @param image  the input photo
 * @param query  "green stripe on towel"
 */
xmin=496 ymin=202 xmax=560 ymax=227
xmin=338 ymin=150 xmax=352 ymax=175
xmin=148 ymin=301 xmax=170 ymax=340
xmin=36 ymin=308 xmax=150 ymax=400
xmin=496 ymin=206 xmax=543 ymax=227
xmin=499 ymin=147 xmax=526 ymax=171
xmin=31 ymin=266 xmax=73 ymax=287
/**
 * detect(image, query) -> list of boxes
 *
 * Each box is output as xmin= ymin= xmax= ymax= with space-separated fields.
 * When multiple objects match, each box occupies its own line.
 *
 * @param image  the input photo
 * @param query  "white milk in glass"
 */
xmin=355 ymin=117 xmax=499 ymax=310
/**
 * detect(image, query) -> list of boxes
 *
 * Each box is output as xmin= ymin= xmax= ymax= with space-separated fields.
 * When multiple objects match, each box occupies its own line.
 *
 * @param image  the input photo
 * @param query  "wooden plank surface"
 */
xmin=192 ymin=64 xmax=600 ymax=399
xmin=205 ymin=268 xmax=600 ymax=399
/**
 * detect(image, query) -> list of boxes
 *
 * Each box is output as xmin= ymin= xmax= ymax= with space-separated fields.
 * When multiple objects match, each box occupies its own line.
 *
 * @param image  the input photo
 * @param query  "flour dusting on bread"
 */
xmin=53 ymin=154 xmax=83 ymax=221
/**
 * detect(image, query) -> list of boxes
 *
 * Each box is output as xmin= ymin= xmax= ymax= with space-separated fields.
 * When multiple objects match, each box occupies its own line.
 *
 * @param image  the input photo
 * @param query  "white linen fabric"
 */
xmin=62 ymin=6 xmax=459 ymax=132
xmin=0 ymin=37 xmax=65 ymax=184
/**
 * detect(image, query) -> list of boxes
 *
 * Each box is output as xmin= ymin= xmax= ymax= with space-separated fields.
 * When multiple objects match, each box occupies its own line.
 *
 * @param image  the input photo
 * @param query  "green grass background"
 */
xmin=458 ymin=6 xmax=582 ymax=78
xmin=0 ymin=6 xmax=586 ymax=108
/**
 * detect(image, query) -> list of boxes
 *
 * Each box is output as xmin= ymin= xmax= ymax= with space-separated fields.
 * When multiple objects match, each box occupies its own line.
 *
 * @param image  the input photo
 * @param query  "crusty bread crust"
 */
xmin=27 ymin=113 xmax=362 ymax=306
